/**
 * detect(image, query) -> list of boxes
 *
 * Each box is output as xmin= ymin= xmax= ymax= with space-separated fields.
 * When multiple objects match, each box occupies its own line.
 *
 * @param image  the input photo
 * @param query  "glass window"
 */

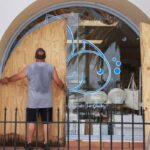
xmin=59 ymin=7 xmax=141 ymax=138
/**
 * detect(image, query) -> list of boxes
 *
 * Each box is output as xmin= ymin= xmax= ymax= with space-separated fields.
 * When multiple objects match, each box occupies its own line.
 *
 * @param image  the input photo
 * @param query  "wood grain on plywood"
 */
xmin=0 ymin=19 xmax=66 ymax=144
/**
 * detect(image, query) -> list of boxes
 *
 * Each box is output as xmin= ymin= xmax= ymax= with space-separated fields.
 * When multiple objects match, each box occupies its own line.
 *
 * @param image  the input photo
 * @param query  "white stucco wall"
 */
xmin=0 ymin=0 xmax=36 ymax=39
xmin=129 ymin=0 xmax=150 ymax=18
xmin=0 ymin=0 xmax=150 ymax=40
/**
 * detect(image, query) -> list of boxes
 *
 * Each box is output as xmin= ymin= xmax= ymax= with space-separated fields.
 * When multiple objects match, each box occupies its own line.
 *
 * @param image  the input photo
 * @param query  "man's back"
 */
xmin=27 ymin=62 xmax=53 ymax=108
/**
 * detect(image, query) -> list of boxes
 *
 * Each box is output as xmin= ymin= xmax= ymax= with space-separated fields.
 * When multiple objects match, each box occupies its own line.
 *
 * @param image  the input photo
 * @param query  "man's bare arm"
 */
xmin=0 ymin=67 xmax=27 ymax=84
xmin=53 ymin=66 xmax=66 ymax=91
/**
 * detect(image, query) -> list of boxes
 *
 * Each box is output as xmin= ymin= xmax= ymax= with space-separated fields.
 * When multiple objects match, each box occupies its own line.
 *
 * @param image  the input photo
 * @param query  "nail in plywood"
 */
xmin=0 ymin=19 xmax=67 ymax=144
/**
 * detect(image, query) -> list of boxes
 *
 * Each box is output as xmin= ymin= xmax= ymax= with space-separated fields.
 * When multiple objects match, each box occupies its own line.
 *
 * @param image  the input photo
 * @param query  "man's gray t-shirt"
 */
xmin=26 ymin=62 xmax=53 ymax=108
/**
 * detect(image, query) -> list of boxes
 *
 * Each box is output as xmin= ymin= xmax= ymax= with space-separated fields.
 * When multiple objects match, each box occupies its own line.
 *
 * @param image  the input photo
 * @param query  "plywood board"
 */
xmin=0 ymin=19 xmax=67 ymax=144
xmin=140 ymin=22 xmax=150 ymax=145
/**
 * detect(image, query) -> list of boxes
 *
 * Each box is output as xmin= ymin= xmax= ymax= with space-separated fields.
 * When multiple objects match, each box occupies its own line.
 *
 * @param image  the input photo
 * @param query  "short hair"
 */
xmin=35 ymin=48 xmax=46 ymax=59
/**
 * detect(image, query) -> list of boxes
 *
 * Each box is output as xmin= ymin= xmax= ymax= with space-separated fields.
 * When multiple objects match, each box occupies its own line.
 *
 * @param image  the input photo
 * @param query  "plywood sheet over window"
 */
xmin=0 ymin=19 xmax=66 ymax=144
xmin=140 ymin=23 xmax=150 ymax=146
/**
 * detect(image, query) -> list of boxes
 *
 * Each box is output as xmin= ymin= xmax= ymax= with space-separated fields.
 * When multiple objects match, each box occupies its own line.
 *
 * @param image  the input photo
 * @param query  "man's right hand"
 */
xmin=0 ymin=77 xmax=9 ymax=84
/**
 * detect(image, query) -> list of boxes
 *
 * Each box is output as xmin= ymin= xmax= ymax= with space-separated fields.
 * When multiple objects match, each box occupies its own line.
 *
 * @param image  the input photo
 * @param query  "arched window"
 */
xmin=3 ymin=6 xmax=141 ymax=138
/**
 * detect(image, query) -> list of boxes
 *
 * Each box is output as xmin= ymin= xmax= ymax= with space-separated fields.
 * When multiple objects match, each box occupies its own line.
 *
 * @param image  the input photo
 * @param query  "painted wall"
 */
xmin=0 ymin=0 xmax=36 ymax=39
xmin=0 ymin=0 xmax=150 ymax=40
xmin=129 ymin=0 xmax=150 ymax=18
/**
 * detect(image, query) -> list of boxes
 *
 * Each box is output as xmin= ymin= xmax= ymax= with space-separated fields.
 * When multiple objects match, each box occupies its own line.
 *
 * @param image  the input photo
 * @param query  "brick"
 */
xmin=129 ymin=142 xmax=143 ymax=149
xmin=103 ymin=141 xmax=130 ymax=148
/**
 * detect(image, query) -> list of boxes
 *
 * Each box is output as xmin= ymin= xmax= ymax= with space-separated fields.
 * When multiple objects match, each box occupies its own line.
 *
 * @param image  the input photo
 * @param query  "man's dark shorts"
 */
xmin=26 ymin=108 xmax=53 ymax=123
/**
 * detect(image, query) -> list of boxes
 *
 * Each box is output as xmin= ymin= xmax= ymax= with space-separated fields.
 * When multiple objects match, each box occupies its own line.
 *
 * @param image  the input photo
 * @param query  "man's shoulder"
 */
xmin=28 ymin=62 xmax=53 ymax=68
xmin=27 ymin=62 xmax=36 ymax=67
xmin=43 ymin=62 xmax=53 ymax=67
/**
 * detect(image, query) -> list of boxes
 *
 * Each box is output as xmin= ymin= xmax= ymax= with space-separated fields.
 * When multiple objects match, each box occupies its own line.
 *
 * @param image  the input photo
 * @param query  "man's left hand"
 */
xmin=63 ymin=83 xmax=67 ymax=91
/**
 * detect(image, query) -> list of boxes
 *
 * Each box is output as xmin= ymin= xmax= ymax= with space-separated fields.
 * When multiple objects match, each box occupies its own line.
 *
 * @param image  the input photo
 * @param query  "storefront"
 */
xmin=0 ymin=0 xmax=150 ymax=145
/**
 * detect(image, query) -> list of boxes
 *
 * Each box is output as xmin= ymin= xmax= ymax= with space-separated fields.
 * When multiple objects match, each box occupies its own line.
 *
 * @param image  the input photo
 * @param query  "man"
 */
xmin=0 ymin=48 xmax=66 ymax=150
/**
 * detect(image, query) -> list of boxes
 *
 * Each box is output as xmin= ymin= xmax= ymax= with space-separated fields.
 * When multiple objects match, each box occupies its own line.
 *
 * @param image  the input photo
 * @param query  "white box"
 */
xmin=69 ymin=121 xmax=78 ymax=135
xmin=93 ymin=124 xmax=108 ymax=135
xmin=66 ymin=116 xmax=85 ymax=135
xmin=76 ymin=120 xmax=85 ymax=135
xmin=113 ymin=114 xmax=143 ymax=136
xmin=113 ymin=127 xmax=143 ymax=136
xmin=113 ymin=114 xmax=143 ymax=128
xmin=66 ymin=113 xmax=78 ymax=135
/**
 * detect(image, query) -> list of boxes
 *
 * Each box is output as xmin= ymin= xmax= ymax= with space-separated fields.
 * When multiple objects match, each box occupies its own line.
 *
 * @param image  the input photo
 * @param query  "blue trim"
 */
xmin=67 ymin=39 xmax=112 ymax=95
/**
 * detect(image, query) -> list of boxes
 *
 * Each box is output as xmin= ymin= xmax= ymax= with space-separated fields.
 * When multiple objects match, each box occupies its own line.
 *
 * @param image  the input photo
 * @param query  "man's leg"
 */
xmin=26 ymin=108 xmax=37 ymax=144
xmin=40 ymin=108 xmax=52 ymax=144
xmin=27 ymin=123 xmax=35 ymax=143
xmin=43 ymin=124 xmax=48 ymax=144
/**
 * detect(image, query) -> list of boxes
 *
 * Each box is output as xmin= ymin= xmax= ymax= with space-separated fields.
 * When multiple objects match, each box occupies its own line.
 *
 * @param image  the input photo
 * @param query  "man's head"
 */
xmin=35 ymin=48 xmax=46 ymax=60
